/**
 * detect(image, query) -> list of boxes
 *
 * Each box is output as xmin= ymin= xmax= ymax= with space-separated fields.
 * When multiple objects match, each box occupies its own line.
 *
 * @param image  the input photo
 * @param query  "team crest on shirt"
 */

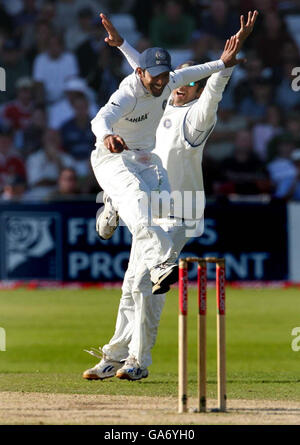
xmin=163 ymin=118 xmax=172 ymax=128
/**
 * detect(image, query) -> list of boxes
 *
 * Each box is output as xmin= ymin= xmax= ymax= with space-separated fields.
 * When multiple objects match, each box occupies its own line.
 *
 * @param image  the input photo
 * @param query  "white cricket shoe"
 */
xmin=82 ymin=347 xmax=123 ymax=380
xmin=96 ymin=193 xmax=119 ymax=240
xmin=116 ymin=356 xmax=149 ymax=381
xmin=150 ymin=262 xmax=178 ymax=295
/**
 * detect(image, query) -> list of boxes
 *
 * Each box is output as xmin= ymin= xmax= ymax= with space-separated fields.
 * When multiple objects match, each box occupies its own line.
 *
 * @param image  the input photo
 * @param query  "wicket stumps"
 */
xmin=178 ymin=257 xmax=226 ymax=414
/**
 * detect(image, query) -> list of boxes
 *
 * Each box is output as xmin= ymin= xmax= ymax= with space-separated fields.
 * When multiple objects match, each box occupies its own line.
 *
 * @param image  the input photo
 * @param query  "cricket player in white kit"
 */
xmin=83 ymin=12 xmax=257 ymax=381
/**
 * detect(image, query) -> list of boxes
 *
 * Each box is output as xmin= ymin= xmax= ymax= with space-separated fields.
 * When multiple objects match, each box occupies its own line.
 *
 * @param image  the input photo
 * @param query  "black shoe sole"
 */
xmin=152 ymin=265 xmax=178 ymax=295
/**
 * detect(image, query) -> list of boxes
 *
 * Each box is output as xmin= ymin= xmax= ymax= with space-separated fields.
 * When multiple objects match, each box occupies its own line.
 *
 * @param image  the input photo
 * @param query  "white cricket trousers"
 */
xmin=102 ymin=219 xmax=204 ymax=368
xmin=91 ymin=148 xmax=173 ymax=270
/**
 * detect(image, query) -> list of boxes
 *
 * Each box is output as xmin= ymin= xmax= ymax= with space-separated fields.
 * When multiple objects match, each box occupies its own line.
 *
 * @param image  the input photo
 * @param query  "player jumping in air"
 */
xmin=83 ymin=12 xmax=256 ymax=381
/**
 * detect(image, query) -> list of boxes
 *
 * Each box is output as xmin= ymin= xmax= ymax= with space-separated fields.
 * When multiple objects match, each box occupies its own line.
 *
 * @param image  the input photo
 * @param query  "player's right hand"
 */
xmin=220 ymin=35 xmax=245 ymax=67
xmin=100 ymin=13 xmax=124 ymax=47
xmin=104 ymin=134 xmax=129 ymax=153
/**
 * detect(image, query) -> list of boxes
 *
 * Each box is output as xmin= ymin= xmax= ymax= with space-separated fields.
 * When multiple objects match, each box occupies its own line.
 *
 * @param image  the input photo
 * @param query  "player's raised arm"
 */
xmin=100 ymin=13 xmax=140 ymax=70
xmin=235 ymin=10 xmax=258 ymax=53
xmin=100 ymin=13 xmax=123 ymax=47
xmin=182 ymin=10 xmax=258 ymax=148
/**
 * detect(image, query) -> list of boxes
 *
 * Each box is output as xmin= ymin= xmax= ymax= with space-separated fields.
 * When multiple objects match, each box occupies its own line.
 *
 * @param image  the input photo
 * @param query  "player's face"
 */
xmin=139 ymin=70 xmax=170 ymax=97
xmin=172 ymin=82 xmax=202 ymax=106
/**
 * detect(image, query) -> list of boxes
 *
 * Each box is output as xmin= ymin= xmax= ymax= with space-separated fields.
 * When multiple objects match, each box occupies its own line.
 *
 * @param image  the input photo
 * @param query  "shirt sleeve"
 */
xmin=119 ymin=40 xmax=140 ymax=71
xmin=91 ymin=88 xmax=136 ymax=142
xmin=183 ymin=67 xmax=234 ymax=147
xmin=170 ymin=60 xmax=225 ymax=90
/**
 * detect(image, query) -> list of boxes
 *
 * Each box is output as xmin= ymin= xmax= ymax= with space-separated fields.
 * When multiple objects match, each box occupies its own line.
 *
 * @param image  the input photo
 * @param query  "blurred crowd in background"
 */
xmin=1 ymin=0 xmax=300 ymax=202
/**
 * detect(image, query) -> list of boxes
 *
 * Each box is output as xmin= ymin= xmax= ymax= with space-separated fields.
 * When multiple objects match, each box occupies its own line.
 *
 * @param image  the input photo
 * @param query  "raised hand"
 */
xmin=220 ymin=35 xmax=245 ymax=67
xmin=100 ymin=13 xmax=124 ymax=47
xmin=236 ymin=10 xmax=258 ymax=51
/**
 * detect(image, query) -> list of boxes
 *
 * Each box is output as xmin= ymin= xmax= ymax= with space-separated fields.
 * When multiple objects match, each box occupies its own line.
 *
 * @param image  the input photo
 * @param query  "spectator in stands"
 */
xmin=21 ymin=105 xmax=48 ymax=157
xmin=37 ymin=0 xmax=57 ymax=24
xmin=205 ymin=103 xmax=248 ymax=161
xmin=33 ymin=33 xmax=79 ymax=104
xmin=253 ymin=11 xmax=294 ymax=68
xmin=0 ymin=77 xmax=34 ymax=130
xmin=275 ymin=62 xmax=300 ymax=111
xmin=267 ymin=112 xmax=300 ymax=162
xmin=26 ymin=129 xmax=75 ymax=200
xmin=275 ymin=149 xmax=300 ymax=200
xmin=149 ymin=0 xmax=196 ymax=48
xmin=190 ymin=31 xmax=212 ymax=64
xmin=131 ymin=0 xmax=159 ymax=36
xmin=60 ymin=95 xmax=95 ymax=178
xmin=85 ymin=45 xmax=123 ymax=106
xmin=1 ymin=174 xmax=26 ymax=201
xmin=252 ymin=105 xmax=283 ymax=161
xmin=281 ymin=41 xmax=300 ymax=66
xmin=76 ymin=16 xmax=106 ymax=78
xmin=13 ymin=0 xmax=38 ymax=44
xmin=65 ymin=7 xmax=94 ymax=51
xmin=48 ymin=77 xmax=98 ymax=130
xmin=0 ymin=39 xmax=30 ymax=104
xmin=0 ymin=2 xmax=13 ymax=36
xmin=200 ymin=0 xmax=239 ymax=41
xmin=0 ymin=124 xmax=26 ymax=191
xmin=267 ymin=135 xmax=297 ymax=198
xmin=103 ymin=0 xmax=136 ymax=13
xmin=239 ymin=77 xmax=273 ymax=122
xmin=285 ymin=112 xmax=300 ymax=147
xmin=54 ymin=0 xmax=103 ymax=31
xmin=47 ymin=167 xmax=80 ymax=200
xmin=26 ymin=19 xmax=53 ymax=68
xmin=233 ymin=53 xmax=267 ymax=105
xmin=216 ymin=129 xmax=270 ymax=195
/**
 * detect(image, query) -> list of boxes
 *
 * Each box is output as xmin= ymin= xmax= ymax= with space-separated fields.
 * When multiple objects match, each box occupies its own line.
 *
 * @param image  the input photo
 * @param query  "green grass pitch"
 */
xmin=0 ymin=287 xmax=299 ymax=401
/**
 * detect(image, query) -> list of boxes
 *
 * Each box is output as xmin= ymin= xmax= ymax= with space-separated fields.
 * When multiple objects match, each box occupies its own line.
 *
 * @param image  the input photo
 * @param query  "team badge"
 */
xmin=163 ymin=119 xmax=172 ymax=128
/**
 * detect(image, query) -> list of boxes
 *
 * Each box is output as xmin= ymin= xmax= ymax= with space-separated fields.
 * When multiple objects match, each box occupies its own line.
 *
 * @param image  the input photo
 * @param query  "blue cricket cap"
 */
xmin=139 ymin=47 xmax=172 ymax=77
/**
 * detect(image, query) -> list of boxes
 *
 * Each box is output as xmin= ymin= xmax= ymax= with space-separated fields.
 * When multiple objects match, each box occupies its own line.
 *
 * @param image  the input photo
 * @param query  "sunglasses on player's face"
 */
xmin=183 ymin=81 xmax=197 ymax=88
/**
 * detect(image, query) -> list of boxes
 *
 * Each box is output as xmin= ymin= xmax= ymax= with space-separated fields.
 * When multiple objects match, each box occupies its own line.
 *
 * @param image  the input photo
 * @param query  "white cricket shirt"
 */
xmin=153 ymin=67 xmax=234 ymax=218
xmin=91 ymin=41 xmax=224 ymax=154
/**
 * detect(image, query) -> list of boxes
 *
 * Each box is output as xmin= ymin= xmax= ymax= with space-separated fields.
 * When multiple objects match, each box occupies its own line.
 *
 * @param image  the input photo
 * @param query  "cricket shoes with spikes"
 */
xmin=150 ymin=262 xmax=178 ymax=295
xmin=96 ymin=193 xmax=119 ymax=240
xmin=82 ymin=347 xmax=123 ymax=380
xmin=116 ymin=356 xmax=149 ymax=381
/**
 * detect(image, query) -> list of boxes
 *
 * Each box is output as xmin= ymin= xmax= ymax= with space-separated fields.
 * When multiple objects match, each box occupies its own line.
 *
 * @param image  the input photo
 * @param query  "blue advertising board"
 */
xmin=0 ymin=200 xmax=288 ymax=282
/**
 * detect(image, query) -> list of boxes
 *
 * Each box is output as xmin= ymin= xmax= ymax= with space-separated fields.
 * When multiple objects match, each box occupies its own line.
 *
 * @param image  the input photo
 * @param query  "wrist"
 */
xmin=118 ymin=38 xmax=126 ymax=48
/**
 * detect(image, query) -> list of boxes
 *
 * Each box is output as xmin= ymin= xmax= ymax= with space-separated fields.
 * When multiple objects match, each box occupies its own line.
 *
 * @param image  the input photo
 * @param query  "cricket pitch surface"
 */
xmin=1 ymin=392 xmax=300 ymax=425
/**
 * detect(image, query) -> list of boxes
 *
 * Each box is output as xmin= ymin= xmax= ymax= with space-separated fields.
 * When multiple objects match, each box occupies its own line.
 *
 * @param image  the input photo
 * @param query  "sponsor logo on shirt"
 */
xmin=125 ymin=113 xmax=149 ymax=123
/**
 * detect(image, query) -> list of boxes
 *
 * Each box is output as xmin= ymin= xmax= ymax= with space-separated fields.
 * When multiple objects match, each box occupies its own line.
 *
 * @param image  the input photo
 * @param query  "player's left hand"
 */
xmin=100 ymin=13 xmax=124 ymax=47
xmin=236 ymin=10 xmax=258 ymax=51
